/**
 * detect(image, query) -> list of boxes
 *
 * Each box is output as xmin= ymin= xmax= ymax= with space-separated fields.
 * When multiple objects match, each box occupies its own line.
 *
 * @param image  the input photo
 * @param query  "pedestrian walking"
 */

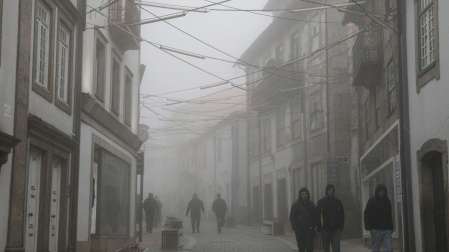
xmin=364 ymin=184 xmax=393 ymax=252
xmin=212 ymin=193 xmax=227 ymax=233
xmin=143 ymin=193 xmax=158 ymax=233
xmin=155 ymin=196 xmax=162 ymax=227
xmin=185 ymin=193 xmax=205 ymax=233
xmin=317 ymin=184 xmax=345 ymax=252
xmin=290 ymin=187 xmax=317 ymax=252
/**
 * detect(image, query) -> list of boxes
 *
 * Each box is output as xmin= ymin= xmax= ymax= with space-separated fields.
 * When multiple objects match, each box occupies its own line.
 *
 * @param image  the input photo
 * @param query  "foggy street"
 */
xmin=139 ymin=221 xmax=374 ymax=252
xmin=1 ymin=0 xmax=448 ymax=251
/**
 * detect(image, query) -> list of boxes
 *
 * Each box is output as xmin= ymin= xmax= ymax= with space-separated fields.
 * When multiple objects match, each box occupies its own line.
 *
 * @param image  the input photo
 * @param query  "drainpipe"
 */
xmin=397 ymin=0 xmax=414 ymax=250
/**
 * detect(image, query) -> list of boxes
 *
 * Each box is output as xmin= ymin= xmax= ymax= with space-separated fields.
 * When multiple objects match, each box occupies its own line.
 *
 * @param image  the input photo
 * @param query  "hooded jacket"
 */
xmin=290 ymin=187 xmax=317 ymax=235
xmin=364 ymin=184 xmax=393 ymax=231
xmin=316 ymin=184 xmax=345 ymax=231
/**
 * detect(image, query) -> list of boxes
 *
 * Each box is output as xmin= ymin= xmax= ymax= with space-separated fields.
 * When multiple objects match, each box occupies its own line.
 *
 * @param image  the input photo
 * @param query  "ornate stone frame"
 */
xmin=416 ymin=138 xmax=448 ymax=251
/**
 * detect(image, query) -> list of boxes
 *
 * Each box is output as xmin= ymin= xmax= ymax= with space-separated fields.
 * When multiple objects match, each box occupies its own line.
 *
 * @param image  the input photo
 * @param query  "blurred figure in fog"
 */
xmin=290 ymin=187 xmax=317 ymax=252
xmin=212 ymin=193 xmax=227 ymax=233
xmin=364 ymin=184 xmax=393 ymax=252
xmin=143 ymin=193 xmax=158 ymax=233
xmin=186 ymin=193 xmax=205 ymax=233
xmin=155 ymin=196 xmax=162 ymax=227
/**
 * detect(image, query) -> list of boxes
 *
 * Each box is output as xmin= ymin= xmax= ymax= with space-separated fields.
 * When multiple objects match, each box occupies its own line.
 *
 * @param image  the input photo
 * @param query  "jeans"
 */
xmin=322 ymin=229 xmax=341 ymax=252
xmin=370 ymin=229 xmax=393 ymax=252
xmin=216 ymin=214 xmax=225 ymax=232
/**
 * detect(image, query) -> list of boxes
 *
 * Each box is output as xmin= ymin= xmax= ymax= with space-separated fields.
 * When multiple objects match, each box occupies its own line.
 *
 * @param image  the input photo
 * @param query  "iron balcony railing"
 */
xmin=352 ymin=27 xmax=382 ymax=88
xmin=109 ymin=0 xmax=141 ymax=44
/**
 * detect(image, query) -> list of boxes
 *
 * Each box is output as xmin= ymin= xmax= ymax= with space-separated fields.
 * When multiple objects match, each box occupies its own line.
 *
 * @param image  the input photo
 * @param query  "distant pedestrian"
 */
xmin=364 ymin=184 xmax=393 ymax=252
xmin=155 ymin=196 xmax=162 ymax=227
xmin=185 ymin=193 xmax=205 ymax=233
xmin=143 ymin=193 xmax=158 ymax=233
xmin=212 ymin=193 xmax=227 ymax=233
xmin=290 ymin=187 xmax=317 ymax=252
xmin=317 ymin=184 xmax=345 ymax=252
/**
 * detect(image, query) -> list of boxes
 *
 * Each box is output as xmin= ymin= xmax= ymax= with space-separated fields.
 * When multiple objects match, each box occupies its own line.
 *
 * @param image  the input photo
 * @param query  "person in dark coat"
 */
xmin=212 ymin=193 xmax=227 ymax=233
xmin=185 ymin=193 xmax=205 ymax=233
xmin=143 ymin=193 xmax=158 ymax=233
xmin=317 ymin=184 xmax=345 ymax=252
xmin=290 ymin=187 xmax=317 ymax=252
xmin=364 ymin=184 xmax=393 ymax=252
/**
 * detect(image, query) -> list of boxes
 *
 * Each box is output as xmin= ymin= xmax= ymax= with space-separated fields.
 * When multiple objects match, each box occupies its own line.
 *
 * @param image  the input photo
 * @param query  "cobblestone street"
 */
xmin=139 ymin=221 xmax=373 ymax=252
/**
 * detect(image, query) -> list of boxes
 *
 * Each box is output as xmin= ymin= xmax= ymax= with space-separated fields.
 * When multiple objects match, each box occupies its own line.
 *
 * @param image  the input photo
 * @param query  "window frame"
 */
xmin=110 ymin=52 xmax=122 ymax=116
xmin=94 ymin=31 xmax=108 ymax=103
xmin=54 ymin=12 xmax=74 ymax=115
xmin=124 ymin=67 xmax=133 ymax=127
xmin=32 ymin=0 xmax=55 ymax=102
xmin=386 ymin=60 xmax=397 ymax=114
xmin=276 ymin=107 xmax=286 ymax=147
xmin=262 ymin=113 xmax=271 ymax=153
xmin=310 ymin=14 xmax=320 ymax=52
xmin=415 ymin=0 xmax=440 ymax=92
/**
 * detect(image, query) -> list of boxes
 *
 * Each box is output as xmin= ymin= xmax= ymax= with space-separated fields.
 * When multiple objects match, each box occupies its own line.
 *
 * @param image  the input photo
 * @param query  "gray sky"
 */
xmin=139 ymin=0 xmax=272 ymax=131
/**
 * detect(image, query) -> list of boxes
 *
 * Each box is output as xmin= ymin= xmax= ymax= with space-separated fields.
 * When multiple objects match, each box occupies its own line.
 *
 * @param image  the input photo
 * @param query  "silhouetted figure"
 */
xmin=143 ymin=193 xmax=158 ymax=233
xmin=290 ymin=187 xmax=317 ymax=252
xmin=364 ymin=184 xmax=393 ymax=252
xmin=317 ymin=184 xmax=345 ymax=252
xmin=185 ymin=193 xmax=205 ymax=233
xmin=212 ymin=193 xmax=227 ymax=233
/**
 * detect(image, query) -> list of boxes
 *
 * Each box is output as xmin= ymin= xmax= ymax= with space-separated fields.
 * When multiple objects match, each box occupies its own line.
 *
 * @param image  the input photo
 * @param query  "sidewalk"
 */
xmin=138 ymin=225 xmax=192 ymax=252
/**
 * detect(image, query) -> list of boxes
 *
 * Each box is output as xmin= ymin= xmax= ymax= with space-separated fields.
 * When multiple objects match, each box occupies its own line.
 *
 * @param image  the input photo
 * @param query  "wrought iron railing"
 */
xmin=109 ymin=0 xmax=140 ymax=39
xmin=352 ymin=27 xmax=382 ymax=78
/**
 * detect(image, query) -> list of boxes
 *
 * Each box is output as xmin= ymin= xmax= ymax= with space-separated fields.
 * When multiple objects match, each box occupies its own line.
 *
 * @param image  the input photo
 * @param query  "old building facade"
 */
xmin=239 ymin=0 xmax=358 ymax=235
xmin=76 ymin=0 xmax=143 ymax=250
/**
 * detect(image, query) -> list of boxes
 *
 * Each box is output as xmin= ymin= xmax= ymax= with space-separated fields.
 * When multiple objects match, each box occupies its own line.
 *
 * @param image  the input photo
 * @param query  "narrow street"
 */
xmin=139 ymin=222 xmax=372 ymax=252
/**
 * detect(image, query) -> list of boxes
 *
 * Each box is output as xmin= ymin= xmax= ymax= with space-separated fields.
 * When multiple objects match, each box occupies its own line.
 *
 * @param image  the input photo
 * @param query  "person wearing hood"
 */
xmin=364 ymin=184 xmax=393 ymax=252
xmin=317 ymin=184 xmax=345 ymax=252
xmin=290 ymin=187 xmax=317 ymax=252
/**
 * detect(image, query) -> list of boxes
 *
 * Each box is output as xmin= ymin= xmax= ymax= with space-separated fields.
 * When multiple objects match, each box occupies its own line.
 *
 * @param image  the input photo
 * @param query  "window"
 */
xmin=91 ymin=148 xmax=130 ymax=236
xmin=276 ymin=43 xmax=283 ymax=65
xmin=291 ymin=100 xmax=302 ymax=140
xmin=35 ymin=2 xmax=50 ymax=89
xmin=95 ymin=38 xmax=106 ymax=102
xmin=57 ymin=25 xmax=70 ymax=103
xmin=290 ymin=31 xmax=300 ymax=69
xmin=363 ymin=99 xmax=370 ymax=140
xmin=311 ymin=162 xmax=323 ymax=203
xmin=419 ymin=0 xmax=435 ymax=70
xmin=124 ymin=71 xmax=132 ymax=126
xmin=263 ymin=114 xmax=271 ymax=153
xmin=111 ymin=55 xmax=121 ymax=115
xmin=309 ymin=91 xmax=321 ymax=132
xmin=310 ymin=14 xmax=320 ymax=52
xmin=250 ymin=119 xmax=259 ymax=157
xmin=374 ymin=86 xmax=381 ymax=130
xmin=276 ymin=108 xmax=286 ymax=146
xmin=387 ymin=61 xmax=396 ymax=113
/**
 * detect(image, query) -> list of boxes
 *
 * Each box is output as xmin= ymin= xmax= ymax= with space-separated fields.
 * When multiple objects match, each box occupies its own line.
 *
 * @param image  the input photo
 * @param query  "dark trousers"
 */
xmin=146 ymin=213 xmax=154 ymax=232
xmin=295 ymin=230 xmax=314 ymax=252
xmin=191 ymin=214 xmax=201 ymax=231
xmin=216 ymin=214 xmax=225 ymax=232
xmin=322 ymin=229 xmax=341 ymax=252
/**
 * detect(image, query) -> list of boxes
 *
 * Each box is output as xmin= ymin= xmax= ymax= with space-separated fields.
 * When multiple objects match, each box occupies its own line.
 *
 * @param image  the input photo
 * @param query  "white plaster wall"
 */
xmin=77 ymin=123 xmax=137 ymax=241
xmin=82 ymin=3 xmax=141 ymax=135
xmin=406 ymin=0 xmax=449 ymax=249
xmin=0 ymin=1 xmax=19 ymax=250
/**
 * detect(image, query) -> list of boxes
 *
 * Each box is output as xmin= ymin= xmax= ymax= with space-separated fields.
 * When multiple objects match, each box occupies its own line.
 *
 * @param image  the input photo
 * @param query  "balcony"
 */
xmin=352 ymin=28 xmax=382 ymax=89
xmin=108 ymin=0 xmax=141 ymax=51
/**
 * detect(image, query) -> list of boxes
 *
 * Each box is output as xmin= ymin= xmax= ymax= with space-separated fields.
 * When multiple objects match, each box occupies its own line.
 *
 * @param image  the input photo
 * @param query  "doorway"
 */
xmin=421 ymin=151 xmax=448 ymax=252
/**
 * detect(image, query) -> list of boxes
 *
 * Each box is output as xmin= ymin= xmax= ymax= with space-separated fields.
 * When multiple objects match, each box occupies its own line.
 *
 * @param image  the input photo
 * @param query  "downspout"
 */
xmin=246 ymin=85 xmax=252 ymax=224
xmin=397 ymin=0 xmax=414 ymax=251
xmin=258 ymin=113 xmax=263 ymax=222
